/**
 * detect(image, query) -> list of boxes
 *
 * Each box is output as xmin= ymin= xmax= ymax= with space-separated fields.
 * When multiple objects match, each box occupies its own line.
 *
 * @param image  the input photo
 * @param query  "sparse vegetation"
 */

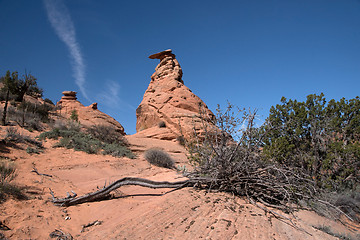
xmin=334 ymin=192 xmax=360 ymax=222
xmin=312 ymin=224 xmax=359 ymax=240
xmin=186 ymin=96 xmax=360 ymax=221
xmin=102 ymin=143 xmax=135 ymax=159
xmin=144 ymin=148 xmax=175 ymax=169
xmin=0 ymin=160 xmax=26 ymax=202
xmin=17 ymin=101 xmax=53 ymax=122
xmin=26 ymin=146 xmax=41 ymax=154
xmin=55 ymin=131 xmax=101 ymax=154
xmin=39 ymin=123 xmax=135 ymax=158
xmin=1 ymin=70 xmax=43 ymax=125
xmin=69 ymin=109 xmax=79 ymax=122
xmin=5 ymin=127 xmax=43 ymax=148
xmin=86 ymin=124 xmax=128 ymax=146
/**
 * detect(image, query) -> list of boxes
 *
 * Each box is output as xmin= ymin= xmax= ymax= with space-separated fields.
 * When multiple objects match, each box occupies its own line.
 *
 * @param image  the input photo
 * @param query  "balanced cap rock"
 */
xmin=60 ymin=91 xmax=77 ymax=101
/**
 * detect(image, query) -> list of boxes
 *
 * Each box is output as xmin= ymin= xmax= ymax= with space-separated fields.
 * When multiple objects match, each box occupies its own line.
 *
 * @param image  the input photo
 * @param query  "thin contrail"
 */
xmin=44 ymin=0 xmax=89 ymax=101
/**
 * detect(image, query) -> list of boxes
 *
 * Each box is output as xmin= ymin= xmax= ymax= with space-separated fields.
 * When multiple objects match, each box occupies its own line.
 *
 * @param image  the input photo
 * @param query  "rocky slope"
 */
xmin=136 ymin=49 xmax=215 ymax=141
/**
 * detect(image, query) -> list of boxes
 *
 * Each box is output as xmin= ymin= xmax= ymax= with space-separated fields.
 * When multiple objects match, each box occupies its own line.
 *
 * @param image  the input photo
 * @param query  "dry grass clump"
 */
xmin=144 ymin=148 xmax=175 ymax=169
xmin=0 ymin=160 xmax=26 ymax=202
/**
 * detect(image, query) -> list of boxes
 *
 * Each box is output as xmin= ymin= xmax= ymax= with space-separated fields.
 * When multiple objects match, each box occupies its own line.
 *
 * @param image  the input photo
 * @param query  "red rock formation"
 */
xmin=57 ymin=91 xmax=125 ymax=134
xmin=136 ymin=49 xmax=215 ymax=140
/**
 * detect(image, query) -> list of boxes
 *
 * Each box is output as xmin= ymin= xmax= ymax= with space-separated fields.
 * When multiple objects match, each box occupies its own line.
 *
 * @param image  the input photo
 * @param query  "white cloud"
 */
xmin=96 ymin=80 xmax=136 ymax=111
xmin=101 ymin=80 xmax=121 ymax=106
xmin=44 ymin=0 xmax=89 ymax=101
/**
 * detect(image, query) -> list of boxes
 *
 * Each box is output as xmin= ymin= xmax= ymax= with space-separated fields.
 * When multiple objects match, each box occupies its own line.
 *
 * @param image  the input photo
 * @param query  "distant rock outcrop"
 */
xmin=136 ymin=49 xmax=215 ymax=140
xmin=57 ymin=91 xmax=125 ymax=134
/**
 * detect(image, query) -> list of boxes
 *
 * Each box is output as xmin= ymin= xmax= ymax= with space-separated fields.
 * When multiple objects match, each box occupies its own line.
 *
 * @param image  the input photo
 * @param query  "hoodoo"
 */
xmin=136 ymin=49 xmax=215 ymax=140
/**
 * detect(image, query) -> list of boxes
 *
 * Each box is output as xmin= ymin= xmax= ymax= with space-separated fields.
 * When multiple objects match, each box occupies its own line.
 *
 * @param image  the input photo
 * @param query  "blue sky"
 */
xmin=1 ymin=0 xmax=359 ymax=134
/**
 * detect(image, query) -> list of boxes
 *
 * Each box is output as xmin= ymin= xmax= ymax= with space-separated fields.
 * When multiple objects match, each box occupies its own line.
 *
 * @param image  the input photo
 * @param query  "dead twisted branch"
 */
xmin=49 ymin=177 xmax=195 ymax=206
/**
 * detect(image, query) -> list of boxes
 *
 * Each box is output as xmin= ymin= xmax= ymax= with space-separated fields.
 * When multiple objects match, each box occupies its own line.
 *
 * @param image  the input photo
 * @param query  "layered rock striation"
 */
xmin=57 ymin=91 xmax=125 ymax=134
xmin=136 ymin=49 xmax=215 ymax=140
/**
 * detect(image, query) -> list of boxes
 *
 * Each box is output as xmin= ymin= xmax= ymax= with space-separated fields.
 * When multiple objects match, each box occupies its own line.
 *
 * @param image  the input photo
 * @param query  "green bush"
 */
xmin=102 ymin=143 xmax=135 ymax=159
xmin=144 ymin=148 xmax=175 ymax=169
xmin=261 ymin=94 xmax=360 ymax=191
xmin=55 ymin=132 xmax=101 ymax=154
xmin=26 ymin=147 xmax=40 ymax=154
xmin=69 ymin=110 xmax=79 ymax=122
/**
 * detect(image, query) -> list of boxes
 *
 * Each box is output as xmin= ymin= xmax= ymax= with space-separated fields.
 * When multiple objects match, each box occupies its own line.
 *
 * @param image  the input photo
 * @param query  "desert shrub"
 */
xmin=102 ymin=143 xmax=135 ymax=159
xmin=17 ymin=101 xmax=53 ymax=122
xmin=335 ymin=192 xmax=360 ymax=223
xmin=2 ymin=101 xmax=53 ymax=130
xmin=312 ymin=225 xmax=358 ymax=240
xmin=158 ymin=121 xmax=166 ymax=128
xmin=86 ymin=125 xmax=128 ymax=146
xmin=0 ymin=161 xmax=26 ymax=202
xmin=26 ymin=146 xmax=40 ymax=154
xmin=39 ymin=124 xmax=135 ymax=158
xmin=54 ymin=131 xmax=101 ymax=154
xmin=38 ymin=128 xmax=63 ymax=140
xmin=5 ymin=127 xmax=22 ymax=141
xmin=144 ymin=148 xmax=175 ymax=169
xmin=6 ymin=127 xmax=43 ymax=148
xmin=52 ymin=120 xmax=69 ymax=130
xmin=176 ymin=135 xmax=186 ymax=146
xmin=187 ymin=101 xmax=360 ymax=223
xmin=8 ymin=110 xmax=44 ymax=131
xmin=38 ymin=121 xmax=81 ymax=141
xmin=0 ymin=161 xmax=16 ymax=183
xmin=187 ymin=104 xmax=317 ymax=212
xmin=69 ymin=110 xmax=79 ymax=122
xmin=25 ymin=117 xmax=43 ymax=131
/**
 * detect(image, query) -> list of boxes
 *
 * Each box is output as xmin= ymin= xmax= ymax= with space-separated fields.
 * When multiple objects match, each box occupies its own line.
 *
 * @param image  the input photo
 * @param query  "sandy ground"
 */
xmin=0 ymin=126 xmax=359 ymax=239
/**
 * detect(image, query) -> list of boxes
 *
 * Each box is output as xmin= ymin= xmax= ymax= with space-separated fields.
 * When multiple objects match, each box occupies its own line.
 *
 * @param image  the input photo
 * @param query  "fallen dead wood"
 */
xmin=81 ymin=220 xmax=102 ymax=233
xmin=31 ymin=167 xmax=52 ymax=177
xmin=50 ymin=177 xmax=196 ymax=206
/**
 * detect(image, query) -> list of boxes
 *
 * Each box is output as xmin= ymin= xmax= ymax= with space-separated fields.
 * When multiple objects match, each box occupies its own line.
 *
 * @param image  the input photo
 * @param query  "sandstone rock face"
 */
xmin=57 ymin=91 xmax=125 ymax=134
xmin=136 ymin=49 xmax=214 ymax=140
